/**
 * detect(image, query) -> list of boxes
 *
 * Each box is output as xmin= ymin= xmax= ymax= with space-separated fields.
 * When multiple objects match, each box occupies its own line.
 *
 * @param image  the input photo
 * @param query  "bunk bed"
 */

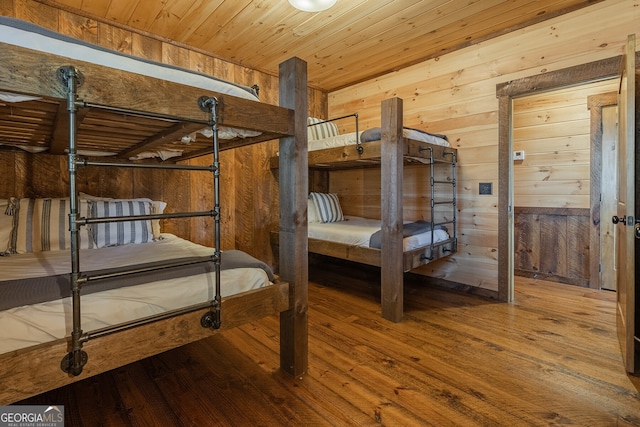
xmin=0 ymin=17 xmax=308 ymax=404
xmin=272 ymin=98 xmax=457 ymax=322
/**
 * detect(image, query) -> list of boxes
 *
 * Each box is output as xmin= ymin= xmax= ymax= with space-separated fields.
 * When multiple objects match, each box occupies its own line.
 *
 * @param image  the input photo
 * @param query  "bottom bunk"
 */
xmin=0 ymin=233 xmax=289 ymax=404
xmin=306 ymin=215 xmax=455 ymax=271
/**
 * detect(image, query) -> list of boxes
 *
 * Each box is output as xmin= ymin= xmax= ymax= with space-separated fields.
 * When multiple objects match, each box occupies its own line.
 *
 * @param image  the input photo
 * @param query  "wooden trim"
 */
xmin=496 ymin=56 xmax=622 ymax=98
xmin=514 ymin=207 xmax=589 ymax=216
xmin=514 ymin=269 xmax=589 ymax=287
xmin=0 ymin=282 xmax=290 ymax=405
xmin=497 ymin=94 xmax=512 ymax=302
xmin=587 ymin=91 xmax=618 ymax=289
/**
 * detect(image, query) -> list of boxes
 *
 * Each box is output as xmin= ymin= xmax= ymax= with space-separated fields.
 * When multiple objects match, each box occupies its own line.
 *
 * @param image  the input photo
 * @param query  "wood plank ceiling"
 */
xmin=37 ymin=0 xmax=604 ymax=91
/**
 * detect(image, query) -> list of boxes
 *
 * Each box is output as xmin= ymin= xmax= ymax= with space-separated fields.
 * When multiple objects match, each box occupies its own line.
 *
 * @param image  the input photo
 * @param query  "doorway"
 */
xmin=509 ymin=83 xmax=618 ymax=288
xmin=496 ymin=56 xmax=624 ymax=302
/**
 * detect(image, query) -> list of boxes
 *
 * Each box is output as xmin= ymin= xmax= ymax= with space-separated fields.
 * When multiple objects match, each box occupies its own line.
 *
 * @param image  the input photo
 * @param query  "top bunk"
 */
xmin=0 ymin=16 xmax=292 ymax=162
xmin=269 ymin=111 xmax=455 ymax=170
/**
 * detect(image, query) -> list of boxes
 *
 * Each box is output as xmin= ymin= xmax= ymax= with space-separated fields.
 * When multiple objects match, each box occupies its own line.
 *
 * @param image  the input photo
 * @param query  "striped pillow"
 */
xmin=91 ymin=200 xmax=153 ymax=248
xmin=14 ymin=198 xmax=94 ymax=253
xmin=79 ymin=194 xmax=165 ymax=240
xmin=309 ymin=192 xmax=344 ymax=223
xmin=308 ymin=117 xmax=339 ymax=141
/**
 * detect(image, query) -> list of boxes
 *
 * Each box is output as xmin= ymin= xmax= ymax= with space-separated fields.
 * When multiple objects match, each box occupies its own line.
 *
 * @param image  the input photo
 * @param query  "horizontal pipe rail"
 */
xmin=77 ymin=255 xmax=216 ymax=285
xmin=79 ymin=211 xmax=216 ymax=226
xmin=78 ymin=101 xmax=210 ymax=125
xmin=77 ymin=159 xmax=215 ymax=171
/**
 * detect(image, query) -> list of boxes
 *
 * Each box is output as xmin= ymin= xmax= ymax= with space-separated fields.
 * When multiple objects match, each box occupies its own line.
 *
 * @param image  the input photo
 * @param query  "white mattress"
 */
xmin=308 ymin=216 xmax=449 ymax=251
xmin=0 ymin=234 xmax=272 ymax=353
xmin=308 ymin=129 xmax=450 ymax=152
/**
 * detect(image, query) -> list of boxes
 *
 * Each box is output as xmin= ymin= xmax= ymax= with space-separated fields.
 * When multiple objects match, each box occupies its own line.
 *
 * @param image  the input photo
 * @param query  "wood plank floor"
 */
xmin=18 ymin=260 xmax=640 ymax=426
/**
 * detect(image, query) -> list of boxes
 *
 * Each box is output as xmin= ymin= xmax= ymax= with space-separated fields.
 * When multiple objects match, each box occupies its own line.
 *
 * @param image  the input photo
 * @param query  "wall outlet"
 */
xmin=479 ymin=182 xmax=493 ymax=195
xmin=513 ymin=150 xmax=525 ymax=161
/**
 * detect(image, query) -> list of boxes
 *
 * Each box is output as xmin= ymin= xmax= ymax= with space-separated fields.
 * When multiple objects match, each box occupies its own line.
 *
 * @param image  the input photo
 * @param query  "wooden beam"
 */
xmin=497 ymin=94 xmax=512 ymax=302
xmin=0 ymin=282 xmax=289 ymax=405
xmin=0 ymin=42 xmax=291 ymax=135
xmin=278 ymin=57 xmax=308 ymax=377
xmin=381 ymin=97 xmax=404 ymax=322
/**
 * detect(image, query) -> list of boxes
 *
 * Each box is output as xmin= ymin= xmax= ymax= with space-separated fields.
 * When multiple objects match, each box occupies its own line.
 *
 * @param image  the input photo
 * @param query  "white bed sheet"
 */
xmin=0 ymin=234 xmax=271 ymax=353
xmin=308 ymin=129 xmax=450 ymax=152
xmin=308 ymin=216 xmax=449 ymax=251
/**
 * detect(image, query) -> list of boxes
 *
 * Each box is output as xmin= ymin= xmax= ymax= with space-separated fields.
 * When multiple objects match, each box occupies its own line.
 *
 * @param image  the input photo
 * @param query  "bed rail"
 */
xmin=308 ymin=113 xmax=361 ymax=153
xmin=58 ymin=66 xmax=224 ymax=376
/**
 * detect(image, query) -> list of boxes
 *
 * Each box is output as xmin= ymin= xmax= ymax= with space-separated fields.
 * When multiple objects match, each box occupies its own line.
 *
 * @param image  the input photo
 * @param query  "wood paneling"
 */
xmin=25 ymin=0 xmax=603 ymax=91
xmin=512 ymin=79 xmax=619 ymax=210
xmin=328 ymin=0 xmax=639 ymax=292
xmin=17 ymin=266 xmax=640 ymax=425
xmin=514 ymin=207 xmax=590 ymax=286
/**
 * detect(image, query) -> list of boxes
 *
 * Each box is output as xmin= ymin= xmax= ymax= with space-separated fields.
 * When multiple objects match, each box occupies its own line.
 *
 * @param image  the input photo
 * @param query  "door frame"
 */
xmin=495 ymin=55 xmax=636 ymax=301
xmin=588 ymin=92 xmax=619 ymax=290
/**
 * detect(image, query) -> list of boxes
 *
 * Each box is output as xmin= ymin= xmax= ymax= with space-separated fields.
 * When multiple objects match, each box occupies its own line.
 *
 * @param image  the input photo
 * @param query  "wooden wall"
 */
xmin=514 ymin=207 xmax=590 ymax=286
xmin=512 ymin=80 xmax=618 ymax=209
xmin=0 ymin=0 xmax=328 ymax=267
xmin=328 ymin=0 xmax=639 ymax=292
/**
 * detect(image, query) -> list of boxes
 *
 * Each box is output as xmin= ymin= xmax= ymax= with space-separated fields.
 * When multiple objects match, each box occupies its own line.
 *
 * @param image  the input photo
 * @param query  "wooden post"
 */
xmin=497 ymin=94 xmax=513 ymax=303
xmin=381 ymin=97 xmax=404 ymax=322
xmin=278 ymin=57 xmax=308 ymax=376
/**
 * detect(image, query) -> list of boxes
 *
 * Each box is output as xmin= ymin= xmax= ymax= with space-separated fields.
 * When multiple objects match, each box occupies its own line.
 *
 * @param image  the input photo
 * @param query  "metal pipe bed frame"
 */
xmin=58 ymin=65 xmax=225 ymax=376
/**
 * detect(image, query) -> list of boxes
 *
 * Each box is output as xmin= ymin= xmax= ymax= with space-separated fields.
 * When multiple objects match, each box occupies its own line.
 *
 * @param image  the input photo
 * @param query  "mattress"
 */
xmin=0 ymin=234 xmax=272 ymax=353
xmin=308 ymin=128 xmax=450 ymax=152
xmin=308 ymin=216 xmax=450 ymax=251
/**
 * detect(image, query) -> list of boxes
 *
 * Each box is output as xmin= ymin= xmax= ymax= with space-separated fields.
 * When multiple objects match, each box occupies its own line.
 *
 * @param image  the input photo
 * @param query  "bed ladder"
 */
xmin=58 ymin=66 xmax=224 ymax=376
xmin=422 ymin=146 xmax=457 ymax=261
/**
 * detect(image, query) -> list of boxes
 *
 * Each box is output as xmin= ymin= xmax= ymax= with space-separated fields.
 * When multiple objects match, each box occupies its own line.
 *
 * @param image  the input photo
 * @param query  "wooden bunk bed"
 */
xmin=0 ymin=17 xmax=308 ymax=404
xmin=272 ymin=98 xmax=457 ymax=323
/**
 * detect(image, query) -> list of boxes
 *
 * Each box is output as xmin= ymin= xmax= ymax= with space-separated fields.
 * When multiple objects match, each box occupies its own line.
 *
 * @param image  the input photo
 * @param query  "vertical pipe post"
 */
xmin=197 ymin=96 xmax=222 ymax=329
xmin=58 ymin=65 xmax=88 ymax=375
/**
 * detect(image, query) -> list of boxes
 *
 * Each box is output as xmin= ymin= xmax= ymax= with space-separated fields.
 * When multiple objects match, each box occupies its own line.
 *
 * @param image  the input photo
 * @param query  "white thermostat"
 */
xmin=513 ymin=150 xmax=525 ymax=161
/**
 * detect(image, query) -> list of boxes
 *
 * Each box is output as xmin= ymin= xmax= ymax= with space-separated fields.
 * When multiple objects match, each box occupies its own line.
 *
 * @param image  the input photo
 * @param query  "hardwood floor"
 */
xmin=18 ymin=260 xmax=640 ymax=426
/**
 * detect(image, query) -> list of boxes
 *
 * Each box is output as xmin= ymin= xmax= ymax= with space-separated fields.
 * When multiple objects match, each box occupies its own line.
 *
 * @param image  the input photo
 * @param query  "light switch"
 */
xmin=513 ymin=150 xmax=525 ymax=161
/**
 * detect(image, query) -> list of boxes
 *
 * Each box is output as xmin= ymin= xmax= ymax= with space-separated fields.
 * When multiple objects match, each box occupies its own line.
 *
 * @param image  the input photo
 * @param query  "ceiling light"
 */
xmin=288 ymin=0 xmax=337 ymax=12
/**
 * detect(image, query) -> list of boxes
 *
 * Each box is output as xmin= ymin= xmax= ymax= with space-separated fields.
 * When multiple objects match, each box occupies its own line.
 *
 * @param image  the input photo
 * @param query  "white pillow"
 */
xmin=91 ymin=200 xmax=153 ymax=248
xmin=308 ymin=117 xmax=339 ymax=141
xmin=14 ymin=198 xmax=94 ymax=253
xmin=308 ymin=197 xmax=320 ymax=223
xmin=309 ymin=192 xmax=344 ymax=223
xmin=0 ymin=199 xmax=14 ymax=254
